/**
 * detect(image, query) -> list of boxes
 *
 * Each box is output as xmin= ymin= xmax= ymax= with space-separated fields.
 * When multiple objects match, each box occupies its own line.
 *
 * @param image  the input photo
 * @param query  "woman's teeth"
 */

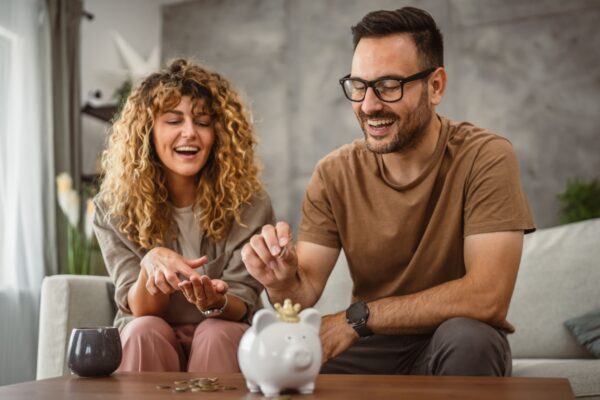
xmin=174 ymin=146 xmax=199 ymax=154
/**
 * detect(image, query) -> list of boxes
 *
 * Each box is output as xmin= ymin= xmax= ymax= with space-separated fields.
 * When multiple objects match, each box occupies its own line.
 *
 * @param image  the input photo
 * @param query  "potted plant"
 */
xmin=557 ymin=178 xmax=600 ymax=224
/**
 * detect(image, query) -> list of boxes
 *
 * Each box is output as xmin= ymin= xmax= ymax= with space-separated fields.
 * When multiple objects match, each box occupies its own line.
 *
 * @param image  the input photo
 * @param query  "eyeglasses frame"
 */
xmin=339 ymin=67 xmax=437 ymax=103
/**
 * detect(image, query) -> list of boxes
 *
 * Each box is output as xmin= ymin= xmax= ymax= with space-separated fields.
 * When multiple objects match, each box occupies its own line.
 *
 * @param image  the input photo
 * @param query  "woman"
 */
xmin=93 ymin=59 xmax=273 ymax=373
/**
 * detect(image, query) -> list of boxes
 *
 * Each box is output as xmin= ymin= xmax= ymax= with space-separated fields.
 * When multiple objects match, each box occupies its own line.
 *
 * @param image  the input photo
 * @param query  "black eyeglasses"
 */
xmin=339 ymin=68 xmax=436 ymax=103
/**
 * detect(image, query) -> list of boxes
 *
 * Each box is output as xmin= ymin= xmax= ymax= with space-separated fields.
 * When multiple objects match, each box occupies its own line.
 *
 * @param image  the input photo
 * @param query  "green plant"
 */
xmin=56 ymin=173 xmax=96 ymax=275
xmin=557 ymin=178 xmax=600 ymax=224
xmin=113 ymin=78 xmax=132 ymax=119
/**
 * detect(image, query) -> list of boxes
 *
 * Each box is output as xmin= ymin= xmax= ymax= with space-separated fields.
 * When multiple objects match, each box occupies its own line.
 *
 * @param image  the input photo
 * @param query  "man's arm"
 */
xmin=320 ymin=230 xmax=523 ymax=362
xmin=242 ymin=222 xmax=340 ymax=308
xmin=368 ymin=230 xmax=523 ymax=334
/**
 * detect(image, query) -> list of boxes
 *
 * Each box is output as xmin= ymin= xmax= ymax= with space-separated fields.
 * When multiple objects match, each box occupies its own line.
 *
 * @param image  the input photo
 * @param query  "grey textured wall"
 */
xmin=162 ymin=0 xmax=600 ymax=229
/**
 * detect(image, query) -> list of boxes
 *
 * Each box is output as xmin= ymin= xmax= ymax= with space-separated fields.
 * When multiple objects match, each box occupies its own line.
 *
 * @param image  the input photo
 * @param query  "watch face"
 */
xmin=346 ymin=301 xmax=369 ymax=323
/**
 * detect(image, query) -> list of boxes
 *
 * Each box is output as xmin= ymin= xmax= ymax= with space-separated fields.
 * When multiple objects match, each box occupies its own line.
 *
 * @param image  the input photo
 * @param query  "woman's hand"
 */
xmin=178 ymin=275 xmax=229 ymax=313
xmin=140 ymin=247 xmax=208 ymax=295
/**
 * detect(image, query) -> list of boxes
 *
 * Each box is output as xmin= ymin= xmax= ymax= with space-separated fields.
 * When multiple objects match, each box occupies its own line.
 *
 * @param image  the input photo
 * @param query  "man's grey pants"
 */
xmin=321 ymin=317 xmax=512 ymax=376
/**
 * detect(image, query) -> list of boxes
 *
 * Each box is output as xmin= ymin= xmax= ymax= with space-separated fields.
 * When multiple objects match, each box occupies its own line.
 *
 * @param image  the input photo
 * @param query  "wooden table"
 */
xmin=0 ymin=372 xmax=575 ymax=399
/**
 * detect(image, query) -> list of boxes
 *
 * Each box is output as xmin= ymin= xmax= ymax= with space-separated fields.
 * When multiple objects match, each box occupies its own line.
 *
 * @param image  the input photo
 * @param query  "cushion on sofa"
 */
xmin=565 ymin=309 xmax=600 ymax=358
xmin=507 ymin=218 xmax=600 ymax=359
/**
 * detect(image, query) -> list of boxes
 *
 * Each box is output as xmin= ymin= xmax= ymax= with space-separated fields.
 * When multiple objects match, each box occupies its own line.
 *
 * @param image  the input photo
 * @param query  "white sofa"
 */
xmin=37 ymin=219 xmax=600 ymax=398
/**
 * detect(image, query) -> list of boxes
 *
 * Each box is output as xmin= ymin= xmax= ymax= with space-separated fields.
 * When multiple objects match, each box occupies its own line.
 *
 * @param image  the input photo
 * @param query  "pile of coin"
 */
xmin=155 ymin=377 xmax=237 ymax=393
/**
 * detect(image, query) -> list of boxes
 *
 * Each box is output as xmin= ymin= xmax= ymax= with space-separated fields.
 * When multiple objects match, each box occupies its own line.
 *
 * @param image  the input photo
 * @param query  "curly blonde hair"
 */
xmin=98 ymin=59 xmax=263 ymax=249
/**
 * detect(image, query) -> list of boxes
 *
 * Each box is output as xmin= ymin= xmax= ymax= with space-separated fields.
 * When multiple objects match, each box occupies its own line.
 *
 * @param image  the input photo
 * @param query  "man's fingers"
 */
xmin=275 ymin=221 xmax=291 ymax=248
xmin=241 ymin=244 xmax=273 ymax=281
xmin=261 ymin=224 xmax=281 ymax=256
xmin=250 ymin=234 xmax=276 ymax=268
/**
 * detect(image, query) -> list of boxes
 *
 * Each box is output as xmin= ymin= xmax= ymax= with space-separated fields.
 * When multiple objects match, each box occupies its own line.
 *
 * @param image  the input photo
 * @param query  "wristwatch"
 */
xmin=200 ymin=295 xmax=228 ymax=318
xmin=345 ymin=301 xmax=373 ymax=337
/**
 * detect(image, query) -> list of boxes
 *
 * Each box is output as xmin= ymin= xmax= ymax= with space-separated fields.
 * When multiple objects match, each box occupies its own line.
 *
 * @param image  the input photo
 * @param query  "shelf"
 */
xmin=82 ymin=103 xmax=118 ymax=123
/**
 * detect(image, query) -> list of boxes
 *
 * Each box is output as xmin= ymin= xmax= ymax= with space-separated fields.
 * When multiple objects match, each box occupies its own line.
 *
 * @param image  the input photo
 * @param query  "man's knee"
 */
xmin=429 ymin=317 xmax=511 ymax=376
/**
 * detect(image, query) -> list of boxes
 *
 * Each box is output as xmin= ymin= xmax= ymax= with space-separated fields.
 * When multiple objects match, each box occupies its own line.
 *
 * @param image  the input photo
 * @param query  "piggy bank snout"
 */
xmin=285 ymin=346 xmax=313 ymax=370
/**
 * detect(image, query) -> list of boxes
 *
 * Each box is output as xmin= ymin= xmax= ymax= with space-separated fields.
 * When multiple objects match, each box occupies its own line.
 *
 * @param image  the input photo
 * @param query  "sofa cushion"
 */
xmin=507 ymin=218 xmax=600 ymax=359
xmin=513 ymin=359 xmax=600 ymax=398
xmin=565 ymin=309 xmax=600 ymax=358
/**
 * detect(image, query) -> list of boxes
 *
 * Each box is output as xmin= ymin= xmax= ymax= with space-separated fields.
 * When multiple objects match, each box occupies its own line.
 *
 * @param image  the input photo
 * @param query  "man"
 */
xmin=241 ymin=7 xmax=535 ymax=376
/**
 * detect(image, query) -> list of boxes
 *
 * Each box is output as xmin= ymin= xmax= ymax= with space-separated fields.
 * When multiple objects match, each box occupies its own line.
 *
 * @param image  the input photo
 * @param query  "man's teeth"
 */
xmin=367 ymin=119 xmax=395 ymax=127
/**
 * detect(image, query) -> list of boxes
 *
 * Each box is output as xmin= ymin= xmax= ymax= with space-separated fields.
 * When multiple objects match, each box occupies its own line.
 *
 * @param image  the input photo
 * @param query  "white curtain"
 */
xmin=0 ymin=0 xmax=55 ymax=386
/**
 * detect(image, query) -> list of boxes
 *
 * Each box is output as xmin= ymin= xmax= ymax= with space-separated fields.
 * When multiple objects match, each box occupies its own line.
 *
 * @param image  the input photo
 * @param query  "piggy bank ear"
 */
xmin=252 ymin=309 xmax=278 ymax=333
xmin=299 ymin=308 xmax=321 ymax=332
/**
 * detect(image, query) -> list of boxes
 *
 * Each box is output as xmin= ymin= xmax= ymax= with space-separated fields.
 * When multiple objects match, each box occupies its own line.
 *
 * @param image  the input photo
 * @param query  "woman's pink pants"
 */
xmin=117 ymin=316 xmax=248 ymax=372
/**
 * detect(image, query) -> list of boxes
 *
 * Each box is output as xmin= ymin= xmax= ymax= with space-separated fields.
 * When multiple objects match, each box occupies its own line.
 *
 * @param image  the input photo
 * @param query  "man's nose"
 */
xmin=361 ymin=87 xmax=384 ymax=115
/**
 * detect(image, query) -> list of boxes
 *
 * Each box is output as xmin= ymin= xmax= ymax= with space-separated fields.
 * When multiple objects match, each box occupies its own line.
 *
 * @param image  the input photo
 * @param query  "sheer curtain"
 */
xmin=0 ymin=0 xmax=55 ymax=386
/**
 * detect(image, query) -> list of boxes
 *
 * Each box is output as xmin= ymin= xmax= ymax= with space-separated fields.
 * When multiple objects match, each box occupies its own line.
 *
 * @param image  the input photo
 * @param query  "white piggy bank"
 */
xmin=238 ymin=300 xmax=322 ymax=396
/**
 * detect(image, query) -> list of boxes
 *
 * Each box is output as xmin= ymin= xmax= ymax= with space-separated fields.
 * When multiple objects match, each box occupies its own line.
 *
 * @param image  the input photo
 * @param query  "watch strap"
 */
xmin=352 ymin=322 xmax=373 ymax=337
xmin=199 ymin=295 xmax=228 ymax=317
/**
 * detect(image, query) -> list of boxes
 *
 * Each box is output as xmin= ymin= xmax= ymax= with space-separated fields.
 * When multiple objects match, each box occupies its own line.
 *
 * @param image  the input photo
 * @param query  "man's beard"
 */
xmin=358 ymin=86 xmax=432 ymax=154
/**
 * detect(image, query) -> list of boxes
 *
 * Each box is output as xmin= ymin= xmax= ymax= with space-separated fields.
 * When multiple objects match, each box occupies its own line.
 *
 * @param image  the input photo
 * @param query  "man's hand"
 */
xmin=140 ymin=247 xmax=208 ymax=295
xmin=179 ymin=275 xmax=228 ymax=312
xmin=241 ymin=222 xmax=299 ymax=292
xmin=320 ymin=312 xmax=359 ymax=364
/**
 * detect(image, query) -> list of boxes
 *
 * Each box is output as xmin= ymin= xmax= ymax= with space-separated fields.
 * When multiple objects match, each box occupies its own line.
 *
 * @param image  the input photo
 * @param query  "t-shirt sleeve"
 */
xmin=298 ymin=163 xmax=342 ymax=248
xmin=222 ymin=192 xmax=276 ymax=319
xmin=463 ymin=138 xmax=536 ymax=236
xmin=92 ymin=199 xmax=143 ymax=315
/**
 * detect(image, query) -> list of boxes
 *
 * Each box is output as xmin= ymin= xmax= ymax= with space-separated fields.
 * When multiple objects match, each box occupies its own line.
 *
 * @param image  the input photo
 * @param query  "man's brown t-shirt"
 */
xmin=299 ymin=116 xmax=535 ymax=303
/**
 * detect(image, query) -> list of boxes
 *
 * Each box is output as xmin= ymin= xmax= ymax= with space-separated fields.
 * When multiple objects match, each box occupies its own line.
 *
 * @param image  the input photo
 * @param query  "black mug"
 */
xmin=67 ymin=327 xmax=122 ymax=377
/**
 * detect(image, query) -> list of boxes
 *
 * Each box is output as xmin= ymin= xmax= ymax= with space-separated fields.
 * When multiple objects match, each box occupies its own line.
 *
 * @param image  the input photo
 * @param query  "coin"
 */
xmin=199 ymin=386 xmax=218 ymax=392
xmin=155 ymin=377 xmax=237 ymax=393
xmin=155 ymin=385 xmax=171 ymax=389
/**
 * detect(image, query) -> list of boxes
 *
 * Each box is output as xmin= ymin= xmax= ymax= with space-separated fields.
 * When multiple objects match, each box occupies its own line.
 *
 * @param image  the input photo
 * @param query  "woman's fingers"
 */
xmin=211 ymin=279 xmax=229 ymax=294
xmin=190 ymin=275 xmax=207 ymax=305
xmin=139 ymin=247 xmax=213 ymax=296
xmin=178 ymin=280 xmax=194 ymax=302
xmin=145 ymin=275 xmax=159 ymax=295
xmin=153 ymin=271 xmax=175 ymax=294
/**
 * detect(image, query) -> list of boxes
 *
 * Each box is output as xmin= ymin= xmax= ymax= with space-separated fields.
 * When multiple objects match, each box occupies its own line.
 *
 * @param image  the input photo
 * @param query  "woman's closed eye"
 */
xmin=194 ymin=119 xmax=211 ymax=127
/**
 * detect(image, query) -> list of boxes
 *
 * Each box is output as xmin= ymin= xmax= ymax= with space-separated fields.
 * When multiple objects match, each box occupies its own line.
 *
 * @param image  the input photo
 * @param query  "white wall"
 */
xmin=80 ymin=0 xmax=184 ymax=175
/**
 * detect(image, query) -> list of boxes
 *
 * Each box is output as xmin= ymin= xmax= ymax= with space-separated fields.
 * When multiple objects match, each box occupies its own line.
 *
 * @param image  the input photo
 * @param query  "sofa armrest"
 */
xmin=36 ymin=275 xmax=115 ymax=379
